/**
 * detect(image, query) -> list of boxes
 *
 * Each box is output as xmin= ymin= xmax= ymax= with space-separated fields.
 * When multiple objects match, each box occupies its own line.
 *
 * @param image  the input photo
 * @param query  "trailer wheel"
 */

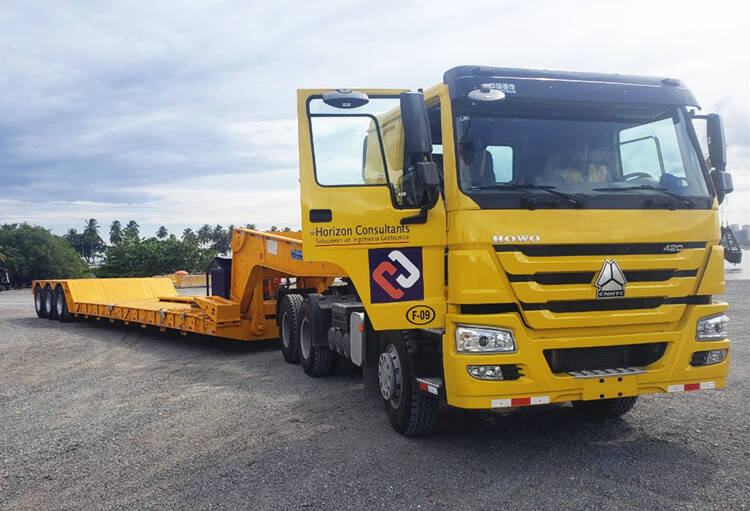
xmin=44 ymin=284 xmax=58 ymax=320
xmin=279 ymin=294 xmax=303 ymax=364
xmin=34 ymin=285 xmax=48 ymax=318
xmin=55 ymin=285 xmax=73 ymax=323
xmin=379 ymin=331 xmax=438 ymax=437
xmin=573 ymin=396 xmax=638 ymax=418
xmin=298 ymin=296 xmax=334 ymax=377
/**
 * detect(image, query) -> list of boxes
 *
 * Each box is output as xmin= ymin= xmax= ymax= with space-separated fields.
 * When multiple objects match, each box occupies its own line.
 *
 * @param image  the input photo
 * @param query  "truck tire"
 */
xmin=573 ymin=396 xmax=638 ymax=418
xmin=298 ymin=296 xmax=334 ymax=377
xmin=379 ymin=331 xmax=438 ymax=437
xmin=279 ymin=293 xmax=303 ymax=364
xmin=55 ymin=285 xmax=73 ymax=322
xmin=45 ymin=284 xmax=58 ymax=320
xmin=34 ymin=285 xmax=48 ymax=318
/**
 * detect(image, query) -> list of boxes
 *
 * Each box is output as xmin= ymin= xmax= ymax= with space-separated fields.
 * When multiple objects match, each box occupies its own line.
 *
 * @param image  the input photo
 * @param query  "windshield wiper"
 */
xmin=471 ymin=183 xmax=585 ymax=207
xmin=592 ymin=185 xmax=696 ymax=206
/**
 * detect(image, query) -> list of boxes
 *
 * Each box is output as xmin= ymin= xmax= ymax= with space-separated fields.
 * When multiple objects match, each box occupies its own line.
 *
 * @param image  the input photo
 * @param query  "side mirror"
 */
xmin=711 ymin=169 xmax=734 ymax=204
xmin=706 ymin=114 xmax=726 ymax=171
xmin=399 ymin=92 xmax=439 ymax=224
xmin=400 ymin=92 xmax=432 ymax=160
xmin=322 ymin=89 xmax=369 ymax=109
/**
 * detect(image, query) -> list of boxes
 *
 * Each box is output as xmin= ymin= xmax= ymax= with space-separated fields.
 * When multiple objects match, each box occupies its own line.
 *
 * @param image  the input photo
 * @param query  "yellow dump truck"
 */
xmin=34 ymin=66 xmax=735 ymax=436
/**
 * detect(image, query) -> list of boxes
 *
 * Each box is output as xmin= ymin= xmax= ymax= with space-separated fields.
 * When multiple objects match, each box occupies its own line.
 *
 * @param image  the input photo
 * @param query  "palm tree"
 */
xmin=83 ymin=218 xmax=99 ymax=237
xmin=197 ymin=224 xmax=212 ymax=246
xmin=182 ymin=228 xmax=197 ymax=244
xmin=282 ymin=227 xmax=292 ymax=232
xmin=123 ymin=220 xmax=140 ymax=241
xmin=269 ymin=226 xmax=278 ymax=232
xmin=109 ymin=220 xmax=123 ymax=244
xmin=156 ymin=226 xmax=168 ymax=240
xmin=245 ymin=223 xmax=257 ymax=230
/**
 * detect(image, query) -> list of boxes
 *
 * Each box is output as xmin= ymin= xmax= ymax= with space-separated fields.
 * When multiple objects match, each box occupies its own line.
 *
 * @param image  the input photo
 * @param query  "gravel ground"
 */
xmin=0 ymin=283 xmax=748 ymax=510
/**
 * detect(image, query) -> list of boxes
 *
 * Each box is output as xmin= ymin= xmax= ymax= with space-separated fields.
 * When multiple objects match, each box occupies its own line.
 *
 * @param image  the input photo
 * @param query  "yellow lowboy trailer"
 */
xmin=34 ymin=66 xmax=735 ymax=436
xmin=34 ymin=230 xmax=343 ymax=341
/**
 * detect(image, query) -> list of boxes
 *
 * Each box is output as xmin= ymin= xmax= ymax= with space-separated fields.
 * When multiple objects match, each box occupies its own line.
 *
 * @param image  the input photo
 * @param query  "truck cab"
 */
xmin=293 ymin=66 xmax=734 ymax=435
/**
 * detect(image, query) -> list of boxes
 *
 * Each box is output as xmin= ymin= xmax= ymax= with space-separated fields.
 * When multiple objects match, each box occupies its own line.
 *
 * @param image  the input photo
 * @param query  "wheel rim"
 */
xmin=281 ymin=311 xmax=290 ymax=348
xmin=300 ymin=317 xmax=311 ymax=360
xmin=56 ymin=290 xmax=64 ymax=315
xmin=45 ymin=289 xmax=53 ymax=312
xmin=378 ymin=344 xmax=402 ymax=408
xmin=34 ymin=290 xmax=42 ymax=312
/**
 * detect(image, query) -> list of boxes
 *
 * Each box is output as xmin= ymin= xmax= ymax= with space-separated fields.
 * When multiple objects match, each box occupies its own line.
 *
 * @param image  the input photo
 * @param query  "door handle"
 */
xmin=309 ymin=209 xmax=332 ymax=223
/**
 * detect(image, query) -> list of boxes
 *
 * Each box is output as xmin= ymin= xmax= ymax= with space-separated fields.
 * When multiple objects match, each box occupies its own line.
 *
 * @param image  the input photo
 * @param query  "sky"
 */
xmin=1 ymin=0 xmax=748 ymax=239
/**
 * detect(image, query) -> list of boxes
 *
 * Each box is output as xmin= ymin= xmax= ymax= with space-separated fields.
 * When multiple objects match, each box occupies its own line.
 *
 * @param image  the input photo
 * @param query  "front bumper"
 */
xmin=443 ymin=302 xmax=730 ymax=409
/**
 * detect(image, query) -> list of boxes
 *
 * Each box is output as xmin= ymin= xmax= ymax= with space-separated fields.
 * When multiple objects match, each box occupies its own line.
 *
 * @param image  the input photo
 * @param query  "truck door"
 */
xmin=297 ymin=89 xmax=446 ymax=330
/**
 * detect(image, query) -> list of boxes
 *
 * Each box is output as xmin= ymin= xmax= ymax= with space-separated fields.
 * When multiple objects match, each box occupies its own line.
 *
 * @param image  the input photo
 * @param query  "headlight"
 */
xmin=696 ymin=314 xmax=728 ymax=341
xmin=455 ymin=325 xmax=516 ymax=353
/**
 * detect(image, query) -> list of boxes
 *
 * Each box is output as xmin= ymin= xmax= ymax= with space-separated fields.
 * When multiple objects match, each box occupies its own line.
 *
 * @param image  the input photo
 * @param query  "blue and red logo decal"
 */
xmin=369 ymin=247 xmax=423 ymax=303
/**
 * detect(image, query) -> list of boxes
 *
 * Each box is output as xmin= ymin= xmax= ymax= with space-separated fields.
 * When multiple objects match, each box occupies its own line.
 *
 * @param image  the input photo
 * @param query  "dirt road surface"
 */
xmin=1 ymin=283 xmax=747 ymax=510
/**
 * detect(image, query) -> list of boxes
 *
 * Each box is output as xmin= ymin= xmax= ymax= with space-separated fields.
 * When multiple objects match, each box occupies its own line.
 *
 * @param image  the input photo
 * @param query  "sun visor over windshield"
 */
xmin=444 ymin=66 xmax=699 ymax=107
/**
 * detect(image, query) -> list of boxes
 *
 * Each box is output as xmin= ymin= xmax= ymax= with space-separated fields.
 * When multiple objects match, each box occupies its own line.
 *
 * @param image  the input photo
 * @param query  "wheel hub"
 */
xmin=56 ymin=292 xmax=63 ymax=315
xmin=378 ymin=344 xmax=402 ymax=406
xmin=45 ymin=291 xmax=52 ymax=312
xmin=300 ymin=317 xmax=311 ymax=359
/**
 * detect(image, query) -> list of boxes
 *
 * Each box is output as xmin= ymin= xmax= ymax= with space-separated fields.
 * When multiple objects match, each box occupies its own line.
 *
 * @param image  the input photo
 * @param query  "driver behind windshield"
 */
xmin=458 ymin=137 xmax=496 ymax=188
xmin=536 ymin=149 xmax=611 ymax=186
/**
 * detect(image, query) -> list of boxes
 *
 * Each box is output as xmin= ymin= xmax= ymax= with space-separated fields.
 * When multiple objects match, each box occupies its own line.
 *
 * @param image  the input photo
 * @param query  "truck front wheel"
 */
xmin=573 ymin=396 xmax=638 ymax=418
xmin=378 ymin=331 xmax=438 ymax=437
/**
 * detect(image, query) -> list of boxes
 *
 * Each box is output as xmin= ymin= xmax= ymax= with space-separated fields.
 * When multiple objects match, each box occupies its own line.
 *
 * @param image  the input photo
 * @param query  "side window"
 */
xmin=308 ymin=97 xmax=399 ymax=187
xmin=619 ymin=117 xmax=693 ymax=183
xmin=619 ymin=135 xmax=663 ymax=180
xmin=485 ymin=146 xmax=513 ymax=183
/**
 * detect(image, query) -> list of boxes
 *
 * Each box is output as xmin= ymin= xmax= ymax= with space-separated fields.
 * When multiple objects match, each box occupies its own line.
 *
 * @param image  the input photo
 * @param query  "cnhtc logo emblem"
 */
xmin=594 ymin=259 xmax=627 ymax=299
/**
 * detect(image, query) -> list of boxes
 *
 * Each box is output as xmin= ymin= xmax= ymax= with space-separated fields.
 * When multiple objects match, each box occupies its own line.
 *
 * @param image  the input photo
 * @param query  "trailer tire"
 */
xmin=379 ymin=331 xmax=438 ymax=437
xmin=55 ymin=285 xmax=73 ymax=323
xmin=298 ymin=296 xmax=334 ymax=377
xmin=279 ymin=294 xmax=303 ymax=364
xmin=45 ymin=284 xmax=58 ymax=320
xmin=34 ymin=285 xmax=48 ymax=318
xmin=573 ymin=396 xmax=638 ymax=418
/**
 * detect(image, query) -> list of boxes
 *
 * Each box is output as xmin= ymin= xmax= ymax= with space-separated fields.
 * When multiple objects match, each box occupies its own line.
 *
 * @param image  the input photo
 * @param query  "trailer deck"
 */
xmin=33 ymin=229 xmax=345 ymax=341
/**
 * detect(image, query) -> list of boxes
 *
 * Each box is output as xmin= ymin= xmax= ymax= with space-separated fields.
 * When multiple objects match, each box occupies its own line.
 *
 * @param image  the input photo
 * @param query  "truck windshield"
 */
xmin=453 ymin=104 xmax=710 ymax=209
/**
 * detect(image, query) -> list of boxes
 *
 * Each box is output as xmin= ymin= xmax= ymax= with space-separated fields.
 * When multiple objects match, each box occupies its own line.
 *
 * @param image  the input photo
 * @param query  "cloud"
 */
xmin=0 ymin=0 xmax=748 ymax=232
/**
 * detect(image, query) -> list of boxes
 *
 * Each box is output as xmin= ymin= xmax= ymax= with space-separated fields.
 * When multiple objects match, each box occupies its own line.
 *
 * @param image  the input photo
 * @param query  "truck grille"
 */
xmin=543 ymin=342 xmax=667 ymax=373
xmin=493 ymin=241 xmax=709 ymax=329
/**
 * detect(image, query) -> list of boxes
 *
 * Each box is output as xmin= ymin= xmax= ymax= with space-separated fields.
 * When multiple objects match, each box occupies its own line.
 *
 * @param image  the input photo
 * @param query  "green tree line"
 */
xmin=0 ymin=220 xmax=296 ymax=283
xmin=0 ymin=224 xmax=90 ymax=283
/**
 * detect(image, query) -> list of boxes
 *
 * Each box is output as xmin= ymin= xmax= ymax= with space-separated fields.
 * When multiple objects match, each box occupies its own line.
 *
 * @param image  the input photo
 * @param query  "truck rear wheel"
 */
xmin=379 ymin=331 xmax=438 ymax=437
xmin=55 ymin=285 xmax=73 ymax=322
xmin=45 ymin=284 xmax=58 ymax=320
xmin=573 ymin=396 xmax=638 ymax=418
xmin=34 ymin=285 xmax=48 ymax=318
xmin=298 ymin=296 xmax=334 ymax=377
xmin=279 ymin=294 xmax=303 ymax=364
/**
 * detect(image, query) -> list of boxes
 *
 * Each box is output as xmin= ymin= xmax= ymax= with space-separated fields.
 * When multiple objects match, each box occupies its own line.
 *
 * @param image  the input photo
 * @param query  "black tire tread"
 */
xmin=45 ymin=285 xmax=58 ymax=320
xmin=573 ymin=396 xmax=638 ymax=418
xmin=34 ymin=285 xmax=48 ymax=318
xmin=56 ymin=285 xmax=73 ymax=322
xmin=299 ymin=294 xmax=335 ymax=377
xmin=279 ymin=294 xmax=303 ymax=363
xmin=384 ymin=330 xmax=438 ymax=437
